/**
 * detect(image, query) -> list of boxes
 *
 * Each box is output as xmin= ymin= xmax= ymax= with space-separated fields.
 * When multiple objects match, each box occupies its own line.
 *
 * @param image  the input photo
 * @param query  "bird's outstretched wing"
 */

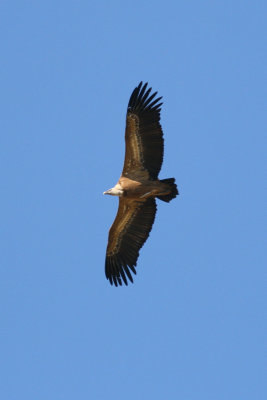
xmin=122 ymin=82 xmax=164 ymax=180
xmin=105 ymin=197 xmax=157 ymax=286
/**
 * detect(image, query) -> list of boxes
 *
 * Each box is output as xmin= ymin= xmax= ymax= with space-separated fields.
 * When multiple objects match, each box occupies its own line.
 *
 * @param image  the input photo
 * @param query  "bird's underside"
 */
xmin=118 ymin=176 xmax=174 ymax=199
xmin=104 ymin=82 xmax=178 ymax=286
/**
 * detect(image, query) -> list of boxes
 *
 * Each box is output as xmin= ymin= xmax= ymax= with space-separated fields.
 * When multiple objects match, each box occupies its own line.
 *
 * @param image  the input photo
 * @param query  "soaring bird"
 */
xmin=103 ymin=82 xmax=178 ymax=286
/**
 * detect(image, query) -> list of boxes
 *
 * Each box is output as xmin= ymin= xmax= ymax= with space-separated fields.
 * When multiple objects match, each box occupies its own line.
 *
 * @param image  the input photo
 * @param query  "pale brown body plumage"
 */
xmin=118 ymin=176 xmax=172 ymax=198
xmin=104 ymin=82 xmax=178 ymax=286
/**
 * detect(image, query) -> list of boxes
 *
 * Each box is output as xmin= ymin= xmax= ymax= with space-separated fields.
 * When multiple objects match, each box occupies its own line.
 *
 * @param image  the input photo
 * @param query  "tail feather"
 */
xmin=157 ymin=178 xmax=179 ymax=203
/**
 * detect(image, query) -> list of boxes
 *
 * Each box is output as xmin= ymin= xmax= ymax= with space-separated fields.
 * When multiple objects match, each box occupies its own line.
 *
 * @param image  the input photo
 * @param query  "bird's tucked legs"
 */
xmin=139 ymin=189 xmax=170 ymax=199
xmin=139 ymin=191 xmax=153 ymax=198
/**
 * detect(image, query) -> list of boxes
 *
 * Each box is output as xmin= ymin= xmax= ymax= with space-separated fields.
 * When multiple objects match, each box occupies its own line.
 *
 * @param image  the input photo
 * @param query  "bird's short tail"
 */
xmin=157 ymin=178 xmax=179 ymax=203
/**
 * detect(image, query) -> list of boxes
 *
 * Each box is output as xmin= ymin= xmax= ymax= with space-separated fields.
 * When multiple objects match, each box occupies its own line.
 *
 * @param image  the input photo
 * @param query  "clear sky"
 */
xmin=1 ymin=1 xmax=266 ymax=399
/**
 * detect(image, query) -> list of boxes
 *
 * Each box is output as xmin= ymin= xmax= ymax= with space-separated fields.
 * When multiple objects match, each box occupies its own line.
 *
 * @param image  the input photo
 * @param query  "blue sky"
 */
xmin=1 ymin=1 xmax=266 ymax=399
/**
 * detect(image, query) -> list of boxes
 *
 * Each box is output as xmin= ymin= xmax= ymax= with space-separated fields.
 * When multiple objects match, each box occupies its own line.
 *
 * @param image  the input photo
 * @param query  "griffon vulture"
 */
xmin=103 ymin=82 xmax=178 ymax=286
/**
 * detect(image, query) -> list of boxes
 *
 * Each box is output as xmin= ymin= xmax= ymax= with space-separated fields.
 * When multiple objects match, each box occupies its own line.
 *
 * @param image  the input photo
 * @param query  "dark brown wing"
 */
xmin=105 ymin=197 xmax=157 ymax=286
xmin=122 ymin=82 xmax=164 ymax=180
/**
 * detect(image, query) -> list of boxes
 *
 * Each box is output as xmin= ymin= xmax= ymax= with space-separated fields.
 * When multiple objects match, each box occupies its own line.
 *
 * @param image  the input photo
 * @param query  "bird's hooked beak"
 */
xmin=103 ymin=189 xmax=112 ymax=195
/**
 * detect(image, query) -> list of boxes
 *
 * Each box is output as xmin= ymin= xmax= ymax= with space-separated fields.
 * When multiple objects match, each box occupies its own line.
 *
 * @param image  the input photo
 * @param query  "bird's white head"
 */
xmin=103 ymin=186 xmax=124 ymax=196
